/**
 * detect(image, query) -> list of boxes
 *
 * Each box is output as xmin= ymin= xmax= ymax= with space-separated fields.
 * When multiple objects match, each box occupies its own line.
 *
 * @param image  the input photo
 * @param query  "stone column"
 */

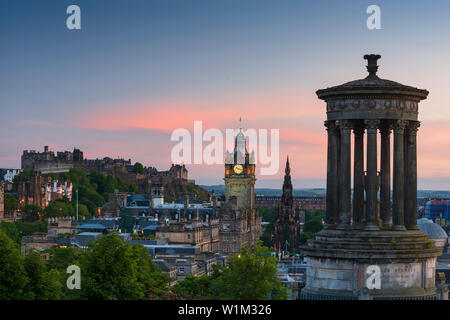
xmin=364 ymin=120 xmax=380 ymax=230
xmin=337 ymin=120 xmax=351 ymax=229
xmin=325 ymin=120 xmax=339 ymax=229
xmin=352 ymin=122 xmax=365 ymax=228
xmin=393 ymin=120 xmax=407 ymax=231
xmin=405 ymin=121 xmax=420 ymax=230
xmin=380 ymin=122 xmax=392 ymax=229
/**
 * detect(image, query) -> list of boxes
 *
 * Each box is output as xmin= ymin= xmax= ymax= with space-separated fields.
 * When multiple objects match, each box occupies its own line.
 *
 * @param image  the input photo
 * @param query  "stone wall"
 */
xmin=305 ymin=256 xmax=437 ymax=298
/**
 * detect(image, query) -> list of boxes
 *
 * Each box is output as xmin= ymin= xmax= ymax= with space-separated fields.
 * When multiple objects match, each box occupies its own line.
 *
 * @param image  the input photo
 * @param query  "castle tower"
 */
xmin=301 ymin=55 xmax=442 ymax=300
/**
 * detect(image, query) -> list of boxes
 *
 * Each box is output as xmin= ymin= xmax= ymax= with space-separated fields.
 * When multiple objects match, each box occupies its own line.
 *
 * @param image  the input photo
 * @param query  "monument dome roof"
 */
xmin=417 ymin=218 xmax=448 ymax=239
xmin=316 ymin=54 xmax=428 ymax=100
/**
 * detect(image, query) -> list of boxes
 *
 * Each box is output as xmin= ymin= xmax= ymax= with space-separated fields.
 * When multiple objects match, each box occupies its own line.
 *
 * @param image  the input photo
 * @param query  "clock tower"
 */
xmin=224 ymin=126 xmax=256 ymax=211
xmin=219 ymin=122 xmax=261 ymax=254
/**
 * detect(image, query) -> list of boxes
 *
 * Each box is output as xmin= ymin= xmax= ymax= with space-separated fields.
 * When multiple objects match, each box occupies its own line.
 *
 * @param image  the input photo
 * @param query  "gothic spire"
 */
xmin=285 ymin=155 xmax=290 ymax=176
xmin=281 ymin=156 xmax=293 ymax=208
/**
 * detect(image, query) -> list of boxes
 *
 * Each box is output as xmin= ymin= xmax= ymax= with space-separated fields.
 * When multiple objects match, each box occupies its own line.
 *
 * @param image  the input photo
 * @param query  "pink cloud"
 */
xmin=77 ymin=89 xmax=320 ymax=132
xmin=62 ymin=90 xmax=450 ymax=185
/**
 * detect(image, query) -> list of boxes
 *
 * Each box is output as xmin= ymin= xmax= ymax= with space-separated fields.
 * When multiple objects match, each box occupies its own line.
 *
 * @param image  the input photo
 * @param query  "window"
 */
xmin=179 ymin=267 xmax=185 ymax=274
xmin=187 ymin=234 xmax=191 ymax=240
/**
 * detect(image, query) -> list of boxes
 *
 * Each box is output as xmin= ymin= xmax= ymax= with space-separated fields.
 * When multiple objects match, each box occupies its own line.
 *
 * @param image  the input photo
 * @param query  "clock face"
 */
xmin=233 ymin=164 xmax=243 ymax=174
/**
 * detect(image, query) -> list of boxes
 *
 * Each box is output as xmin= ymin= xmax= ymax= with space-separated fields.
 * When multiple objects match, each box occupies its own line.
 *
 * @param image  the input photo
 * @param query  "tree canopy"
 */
xmin=173 ymin=241 xmax=287 ymax=300
xmin=4 ymin=193 xmax=18 ymax=214
xmin=80 ymin=232 xmax=167 ymax=300
xmin=0 ymin=229 xmax=29 ymax=299
xmin=210 ymin=242 xmax=287 ymax=300
xmin=134 ymin=162 xmax=144 ymax=174
xmin=23 ymin=251 xmax=63 ymax=300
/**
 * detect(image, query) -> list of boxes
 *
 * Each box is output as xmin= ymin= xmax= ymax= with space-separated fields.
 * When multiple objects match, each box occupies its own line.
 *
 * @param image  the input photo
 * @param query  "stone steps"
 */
xmin=309 ymin=240 xmax=430 ymax=251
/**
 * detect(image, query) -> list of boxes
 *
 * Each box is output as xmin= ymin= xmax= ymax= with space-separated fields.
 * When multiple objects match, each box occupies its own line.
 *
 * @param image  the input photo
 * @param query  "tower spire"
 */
xmin=285 ymin=156 xmax=290 ymax=175
xmin=281 ymin=156 xmax=293 ymax=208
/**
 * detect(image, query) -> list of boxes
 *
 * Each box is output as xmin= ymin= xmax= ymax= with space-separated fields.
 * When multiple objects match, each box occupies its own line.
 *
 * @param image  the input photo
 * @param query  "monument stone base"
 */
xmin=300 ymin=229 xmax=442 ymax=300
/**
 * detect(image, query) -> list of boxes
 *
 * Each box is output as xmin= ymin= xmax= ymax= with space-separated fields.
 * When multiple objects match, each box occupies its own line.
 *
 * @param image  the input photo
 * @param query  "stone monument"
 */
xmin=300 ymin=54 xmax=442 ymax=299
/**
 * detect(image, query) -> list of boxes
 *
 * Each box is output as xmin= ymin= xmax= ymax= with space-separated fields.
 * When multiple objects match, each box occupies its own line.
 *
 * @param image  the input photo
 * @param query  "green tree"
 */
xmin=23 ymin=251 xmax=63 ymax=299
xmin=130 ymin=244 xmax=168 ymax=298
xmin=260 ymin=230 xmax=273 ymax=248
xmin=88 ymin=171 xmax=106 ymax=193
xmin=44 ymin=247 xmax=87 ymax=300
xmin=79 ymin=197 xmax=98 ymax=216
xmin=304 ymin=209 xmax=313 ymax=222
xmin=81 ymin=232 xmax=146 ymax=300
xmin=46 ymin=247 xmax=86 ymax=271
xmin=73 ymin=203 xmax=91 ymax=219
xmin=104 ymin=175 xmax=117 ymax=195
xmin=15 ymin=220 xmax=48 ymax=239
xmin=44 ymin=200 xmax=75 ymax=218
xmin=303 ymin=217 xmax=324 ymax=234
xmin=0 ymin=222 xmax=20 ymax=244
xmin=67 ymin=168 xmax=87 ymax=186
xmin=0 ymin=229 xmax=29 ymax=299
xmin=300 ymin=216 xmax=324 ymax=244
xmin=258 ymin=206 xmax=277 ymax=223
xmin=128 ymin=183 xmax=138 ymax=193
xmin=12 ymin=169 xmax=33 ymax=191
xmin=172 ymin=274 xmax=213 ymax=299
xmin=4 ymin=193 xmax=18 ymax=213
xmin=21 ymin=204 xmax=44 ymax=222
xmin=210 ymin=242 xmax=287 ymax=300
xmin=258 ymin=206 xmax=277 ymax=247
xmin=134 ymin=162 xmax=144 ymax=174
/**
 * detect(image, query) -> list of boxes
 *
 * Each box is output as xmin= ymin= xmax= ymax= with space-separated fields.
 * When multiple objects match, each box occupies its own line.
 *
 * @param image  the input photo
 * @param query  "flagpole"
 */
xmin=76 ymin=188 xmax=79 ymax=220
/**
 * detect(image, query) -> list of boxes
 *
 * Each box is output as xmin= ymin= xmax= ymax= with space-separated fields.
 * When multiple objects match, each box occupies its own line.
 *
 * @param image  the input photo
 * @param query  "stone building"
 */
xmin=17 ymin=172 xmax=48 ymax=208
xmin=219 ymin=127 xmax=262 ymax=254
xmin=153 ymin=260 xmax=178 ymax=285
xmin=21 ymin=232 xmax=58 ymax=254
xmin=256 ymin=195 xmax=326 ymax=212
xmin=0 ymin=168 xmax=21 ymax=183
xmin=47 ymin=217 xmax=78 ymax=236
xmin=149 ymin=192 xmax=220 ymax=253
xmin=17 ymin=172 xmax=72 ymax=208
xmin=155 ymin=214 xmax=220 ymax=253
xmin=301 ymin=54 xmax=443 ymax=300
xmin=146 ymin=164 xmax=188 ymax=181
xmin=21 ymin=146 xmax=189 ymax=191
xmin=21 ymin=146 xmax=76 ymax=174
xmin=274 ymin=157 xmax=303 ymax=253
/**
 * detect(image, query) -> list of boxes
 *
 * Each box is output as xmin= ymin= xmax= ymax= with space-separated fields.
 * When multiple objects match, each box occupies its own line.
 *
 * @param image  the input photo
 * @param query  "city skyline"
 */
xmin=2 ymin=1 xmax=450 ymax=189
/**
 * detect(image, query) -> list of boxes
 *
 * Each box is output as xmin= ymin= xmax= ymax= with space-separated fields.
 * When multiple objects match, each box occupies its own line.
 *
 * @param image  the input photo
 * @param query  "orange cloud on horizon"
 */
xmin=77 ymin=89 xmax=321 ymax=132
xmin=71 ymin=90 xmax=450 ymax=181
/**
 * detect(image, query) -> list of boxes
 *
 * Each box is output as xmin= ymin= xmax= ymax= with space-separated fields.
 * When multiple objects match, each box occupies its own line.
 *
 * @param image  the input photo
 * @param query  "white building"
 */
xmin=0 ymin=169 xmax=22 ymax=183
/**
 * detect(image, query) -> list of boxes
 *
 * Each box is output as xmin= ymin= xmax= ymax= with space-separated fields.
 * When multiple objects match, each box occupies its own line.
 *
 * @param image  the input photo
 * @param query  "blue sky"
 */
xmin=1 ymin=0 xmax=450 ymax=189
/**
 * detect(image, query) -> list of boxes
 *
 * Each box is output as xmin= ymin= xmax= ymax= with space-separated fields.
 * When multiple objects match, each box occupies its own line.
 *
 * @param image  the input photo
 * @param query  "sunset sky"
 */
xmin=1 ymin=0 xmax=450 ymax=189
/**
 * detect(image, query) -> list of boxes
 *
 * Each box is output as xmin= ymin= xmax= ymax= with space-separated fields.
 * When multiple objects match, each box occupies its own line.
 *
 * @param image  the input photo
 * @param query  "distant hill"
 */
xmin=200 ymin=185 xmax=326 ymax=197
xmin=417 ymin=190 xmax=450 ymax=198
xmin=200 ymin=185 xmax=450 ymax=199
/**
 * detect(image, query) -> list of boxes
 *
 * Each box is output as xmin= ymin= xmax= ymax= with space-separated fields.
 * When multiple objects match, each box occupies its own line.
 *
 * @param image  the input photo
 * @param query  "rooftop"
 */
xmin=417 ymin=218 xmax=449 ymax=239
